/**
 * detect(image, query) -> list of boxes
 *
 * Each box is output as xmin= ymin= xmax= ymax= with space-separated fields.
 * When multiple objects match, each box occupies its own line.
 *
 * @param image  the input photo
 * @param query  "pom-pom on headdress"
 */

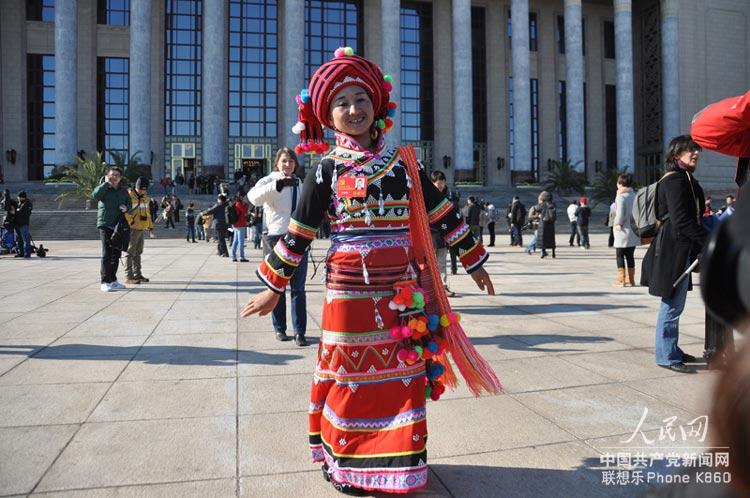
xmin=292 ymin=47 xmax=398 ymax=155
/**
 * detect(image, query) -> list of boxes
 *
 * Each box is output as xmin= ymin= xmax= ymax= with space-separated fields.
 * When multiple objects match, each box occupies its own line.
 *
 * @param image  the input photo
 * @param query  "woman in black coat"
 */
xmin=641 ymin=135 xmax=707 ymax=373
xmin=537 ymin=191 xmax=557 ymax=258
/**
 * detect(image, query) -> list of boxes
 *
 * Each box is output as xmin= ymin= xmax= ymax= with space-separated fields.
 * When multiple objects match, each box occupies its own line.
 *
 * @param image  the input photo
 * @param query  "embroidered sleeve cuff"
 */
xmin=459 ymin=244 xmax=489 ymax=274
xmin=257 ymin=260 xmax=289 ymax=294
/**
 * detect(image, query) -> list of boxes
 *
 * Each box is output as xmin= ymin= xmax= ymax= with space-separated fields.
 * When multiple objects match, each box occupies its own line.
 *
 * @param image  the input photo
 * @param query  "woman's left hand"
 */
xmin=470 ymin=267 xmax=495 ymax=295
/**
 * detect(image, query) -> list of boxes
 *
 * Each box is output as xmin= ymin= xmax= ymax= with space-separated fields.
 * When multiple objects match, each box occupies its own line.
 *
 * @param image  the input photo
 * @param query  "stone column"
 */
xmin=129 ymin=0 xmax=151 ymax=164
xmin=661 ymin=0 xmax=679 ymax=146
xmin=452 ymin=0 xmax=473 ymax=178
xmin=614 ymin=0 xmax=634 ymax=170
xmin=511 ymin=0 xmax=531 ymax=176
xmin=55 ymin=0 xmax=78 ymax=166
xmin=381 ymin=0 xmax=400 ymax=145
xmin=564 ymin=0 xmax=585 ymax=171
xmin=281 ymin=0 xmax=305 ymax=151
xmin=202 ymin=0 xmax=227 ymax=173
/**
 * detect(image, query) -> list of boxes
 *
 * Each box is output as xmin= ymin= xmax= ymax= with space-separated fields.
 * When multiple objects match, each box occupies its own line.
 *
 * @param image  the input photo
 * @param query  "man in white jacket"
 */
xmin=247 ymin=148 xmax=308 ymax=346
xmin=567 ymin=200 xmax=580 ymax=247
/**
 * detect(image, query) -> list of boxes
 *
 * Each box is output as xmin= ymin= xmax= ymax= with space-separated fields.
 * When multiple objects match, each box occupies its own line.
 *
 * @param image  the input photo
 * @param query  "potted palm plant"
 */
xmin=51 ymin=152 xmax=109 ymax=210
xmin=109 ymin=150 xmax=144 ymax=184
xmin=544 ymin=159 xmax=587 ymax=197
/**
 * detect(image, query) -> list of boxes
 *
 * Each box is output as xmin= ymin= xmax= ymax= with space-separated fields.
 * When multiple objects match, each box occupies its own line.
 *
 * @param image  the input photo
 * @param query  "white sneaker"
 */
xmin=110 ymin=281 xmax=127 ymax=290
xmin=100 ymin=283 xmax=112 ymax=292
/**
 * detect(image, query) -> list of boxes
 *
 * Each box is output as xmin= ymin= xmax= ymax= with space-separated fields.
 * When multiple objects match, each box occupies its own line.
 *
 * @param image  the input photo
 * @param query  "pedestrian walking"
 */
xmin=13 ymin=191 xmax=33 ymax=258
xmin=186 ymin=202 xmax=197 ymax=243
xmin=576 ymin=196 xmax=592 ymax=249
xmin=509 ymin=196 xmax=526 ymax=247
xmin=537 ymin=191 xmax=557 ymax=259
xmin=567 ymin=199 xmax=580 ymax=247
xmin=230 ymin=193 xmax=249 ymax=262
xmin=611 ymin=174 xmax=639 ymax=287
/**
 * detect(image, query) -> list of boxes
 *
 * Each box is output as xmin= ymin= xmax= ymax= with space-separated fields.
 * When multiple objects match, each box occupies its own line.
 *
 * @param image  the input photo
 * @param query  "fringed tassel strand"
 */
xmin=398 ymin=145 xmax=503 ymax=397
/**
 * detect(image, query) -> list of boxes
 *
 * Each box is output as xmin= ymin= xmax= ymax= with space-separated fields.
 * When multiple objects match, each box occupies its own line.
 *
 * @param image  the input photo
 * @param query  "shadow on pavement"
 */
xmin=426 ymin=459 xmax=645 ymax=498
xmin=472 ymin=334 xmax=615 ymax=353
xmin=455 ymin=303 xmax=646 ymax=315
xmin=0 ymin=344 xmax=304 ymax=366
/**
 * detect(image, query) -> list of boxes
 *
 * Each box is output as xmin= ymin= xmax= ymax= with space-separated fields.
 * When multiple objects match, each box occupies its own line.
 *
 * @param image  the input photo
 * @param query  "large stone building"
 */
xmin=0 ymin=0 xmax=747 ymax=192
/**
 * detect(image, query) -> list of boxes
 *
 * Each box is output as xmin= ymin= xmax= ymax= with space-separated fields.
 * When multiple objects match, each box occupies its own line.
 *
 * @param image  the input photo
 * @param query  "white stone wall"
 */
xmin=678 ymin=0 xmax=750 ymax=193
xmin=1 ymin=0 xmax=27 ymax=181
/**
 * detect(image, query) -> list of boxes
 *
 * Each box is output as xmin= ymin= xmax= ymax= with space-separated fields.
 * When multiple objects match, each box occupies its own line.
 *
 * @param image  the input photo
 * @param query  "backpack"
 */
xmin=542 ymin=204 xmax=556 ymax=223
xmin=632 ymin=173 xmax=673 ymax=239
xmin=225 ymin=204 xmax=239 ymax=225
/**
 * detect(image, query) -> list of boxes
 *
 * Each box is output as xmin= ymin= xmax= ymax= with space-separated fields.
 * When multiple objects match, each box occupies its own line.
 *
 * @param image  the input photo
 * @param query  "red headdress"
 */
xmin=292 ymin=47 xmax=397 ymax=155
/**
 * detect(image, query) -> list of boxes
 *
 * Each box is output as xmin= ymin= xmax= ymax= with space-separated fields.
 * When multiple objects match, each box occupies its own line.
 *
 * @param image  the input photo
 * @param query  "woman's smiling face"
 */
xmin=329 ymin=85 xmax=375 ymax=144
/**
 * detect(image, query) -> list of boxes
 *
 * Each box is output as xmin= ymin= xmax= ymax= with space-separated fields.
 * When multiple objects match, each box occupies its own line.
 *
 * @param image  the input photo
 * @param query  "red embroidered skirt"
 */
xmin=308 ymin=232 xmax=428 ymax=493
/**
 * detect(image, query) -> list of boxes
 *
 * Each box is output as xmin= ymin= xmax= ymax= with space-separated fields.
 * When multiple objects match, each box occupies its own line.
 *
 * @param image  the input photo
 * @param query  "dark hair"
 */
xmin=218 ymin=194 xmax=227 ymax=202
xmin=274 ymin=147 xmax=300 ymax=175
xmin=106 ymin=166 xmax=123 ymax=176
xmin=468 ymin=196 xmax=476 ymax=203
xmin=727 ymin=195 xmax=735 ymax=202
xmin=617 ymin=173 xmax=633 ymax=187
xmin=189 ymin=202 xmax=194 ymax=207
xmin=664 ymin=135 xmax=702 ymax=172
xmin=430 ymin=170 xmax=446 ymax=182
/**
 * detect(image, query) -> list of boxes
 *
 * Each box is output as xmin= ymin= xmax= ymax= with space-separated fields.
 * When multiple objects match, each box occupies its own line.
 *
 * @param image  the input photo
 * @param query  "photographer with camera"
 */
xmin=125 ymin=176 xmax=155 ymax=284
xmin=247 ymin=147 xmax=308 ymax=346
xmin=92 ymin=166 xmax=132 ymax=292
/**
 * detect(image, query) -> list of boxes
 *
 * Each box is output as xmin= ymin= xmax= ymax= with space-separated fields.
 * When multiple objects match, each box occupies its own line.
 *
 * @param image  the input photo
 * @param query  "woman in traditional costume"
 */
xmin=241 ymin=48 xmax=500 ymax=495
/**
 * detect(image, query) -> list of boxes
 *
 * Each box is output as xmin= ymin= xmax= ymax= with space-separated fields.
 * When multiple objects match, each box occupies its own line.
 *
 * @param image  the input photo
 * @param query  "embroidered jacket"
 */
xmin=257 ymin=134 xmax=488 ymax=293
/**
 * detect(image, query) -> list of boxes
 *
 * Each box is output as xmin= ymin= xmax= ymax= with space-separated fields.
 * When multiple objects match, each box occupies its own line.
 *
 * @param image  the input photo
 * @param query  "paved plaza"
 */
xmin=0 ymin=234 xmax=724 ymax=497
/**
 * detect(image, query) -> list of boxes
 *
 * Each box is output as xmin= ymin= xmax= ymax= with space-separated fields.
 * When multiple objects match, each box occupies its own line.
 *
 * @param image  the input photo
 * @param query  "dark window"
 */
xmin=556 ymin=16 xmax=565 ymax=54
xmin=557 ymin=80 xmax=567 ymax=160
xmin=228 ymin=0 xmax=277 ymax=138
xmin=97 ymin=57 xmax=129 ymax=163
xmin=97 ymin=0 xmax=130 ymax=25
xmin=605 ymin=84 xmax=617 ymax=168
xmin=507 ymin=10 xmax=537 ymax=52
xmin=165 ymin=0 xmax=202 ymax=137
xmin=305 ymin=0 xmax=362 ymax=83
xmin=557 ymin=15 xmax=586 ymax=55
xmin=26 ymin=0 xmax=54 ymax=22
xmin=508 ymin=76 xmax=538 ymax=173
xmin=604 ymin=20 xmax=615 ymax=59
xmin=400 ymin=2 xmax=433 ymax=142
xmin=27 ymin=54 xmax=55 ymax=179
xmin=471 ymin=6 xmax=486 ymax=143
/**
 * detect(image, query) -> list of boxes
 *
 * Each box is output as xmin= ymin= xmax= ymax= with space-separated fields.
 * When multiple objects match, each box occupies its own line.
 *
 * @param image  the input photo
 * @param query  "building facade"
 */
xmin=0 ymin=0 xmax=747 ymax=191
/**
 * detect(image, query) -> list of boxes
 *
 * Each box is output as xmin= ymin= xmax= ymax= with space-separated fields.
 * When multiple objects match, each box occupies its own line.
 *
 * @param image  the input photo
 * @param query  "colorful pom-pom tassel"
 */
xmin=397 ymin=349 xmax=409 ymax=362
xmin=427 ymin=341 xmax=439 ymax=354
xmin=388 ymin=101 xmax=398 ymax=110
xmin=384 ymin=74 xmax=393 ymax=83
xmin=385 ymin=118 xmax=394 ymax=129
xmin=376 ymin=119 xmax=386 ymax=129
xmin=439 ymin=315 xmax=450 ymax=327
xmin=294 ymin=145 xmax=304 ymax=155
xmin=334 ymin=47 xmax=346 ymax=58
xmin=425 ymin=385 xmax=433 ymax=399
xmin=344 ymin=47 xmax=354 ymax=56
xmin=390 ymin=326 xmax=401 ymax=340
xmin=383 ymin=82 xmax=393 ymax=92
xmin=387 ymin=108 xmax=396 ymax=118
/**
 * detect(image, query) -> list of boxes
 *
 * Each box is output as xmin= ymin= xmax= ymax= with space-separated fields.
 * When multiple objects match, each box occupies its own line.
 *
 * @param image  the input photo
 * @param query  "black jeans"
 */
xmin=615 ymin=247 xmax=636 ymax=268
xmin=216 ymin=226 xmax=229 ymax=256
xmin=577 ymin=224 xmax=590 ymax=248
xmin=487 ymin=222 xmax=496 ymax=246
xmin=449 ymin=247 xmax=458 ymax=274
xmin=99 ymin=228 xmax=123 ymax=283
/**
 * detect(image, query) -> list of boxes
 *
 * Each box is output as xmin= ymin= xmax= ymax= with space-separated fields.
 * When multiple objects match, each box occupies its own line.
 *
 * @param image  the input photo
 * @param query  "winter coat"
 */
xmin=247 ymin=172 xmax=303 ymax=236
xmin=14 ymin=199 xmax=32 ymax=226
xmin=640 ymin=170 xmax=707 ymax=298
xmin=232 ymin=200 xmax=249 ymax=228
xmin=537 ymin=201 xmax=557 ymax=249
xmin=93 ymin=182 xmax=131 ymax=229
xmin=510 ymin=201 xmax=527 ymax=226
xmin=125 ymin=190 xmax=154 ymax=231
xmin=612 ymin=189 xmax=639 ymax=248
xmin=204 ymin=202 xmax=228 ymax=230
xmin=466 ymin=203 xmax=481 ymax=226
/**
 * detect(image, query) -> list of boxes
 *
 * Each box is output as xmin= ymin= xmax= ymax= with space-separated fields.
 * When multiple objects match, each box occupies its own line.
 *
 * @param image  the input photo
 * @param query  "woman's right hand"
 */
xmin=240 ymin=289 xmax=281 ymax=318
